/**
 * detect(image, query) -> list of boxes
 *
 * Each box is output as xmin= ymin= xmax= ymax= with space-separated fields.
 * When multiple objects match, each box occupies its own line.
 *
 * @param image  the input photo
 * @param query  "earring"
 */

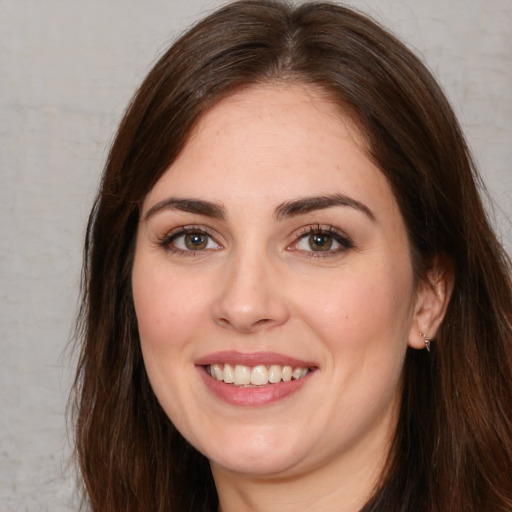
xmin=419 ymin=332 xmax=431 ymax=352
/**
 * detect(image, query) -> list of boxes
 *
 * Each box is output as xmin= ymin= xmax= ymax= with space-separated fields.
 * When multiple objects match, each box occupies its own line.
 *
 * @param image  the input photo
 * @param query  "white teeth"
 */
xmin=292 ymin=367 xmax=304 ymax=379
xmin=211 ymin=363 xmax=223 ymax=380
xmin=234 ymin=365 xmax=251 ymax=385
xmin=268 ymin=365 xmax=282 ymax=383
xmin=250 ymin=365 xmax=268 ymax=385
xmin=282 ymin=366 xmax=292 ymax=382
xmin=223 ymin=364 xmax=235 ymax=384
xmin=207 ymin=363 xmax=310 ymax=386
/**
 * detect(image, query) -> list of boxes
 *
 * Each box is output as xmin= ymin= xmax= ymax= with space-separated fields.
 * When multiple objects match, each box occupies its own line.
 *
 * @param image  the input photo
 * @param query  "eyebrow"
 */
xmin=274 ymin=194 xmax=376 ymax=221
xmin=143 ymin=193 xmax=375 ymax=223
xmin=144 ymin=197 xmax=226 ymax=221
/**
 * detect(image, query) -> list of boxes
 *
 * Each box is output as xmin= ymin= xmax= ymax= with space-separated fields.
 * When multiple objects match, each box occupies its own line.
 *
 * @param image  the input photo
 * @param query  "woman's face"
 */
xmin=132 ymin=84 xmax=423 ymax=481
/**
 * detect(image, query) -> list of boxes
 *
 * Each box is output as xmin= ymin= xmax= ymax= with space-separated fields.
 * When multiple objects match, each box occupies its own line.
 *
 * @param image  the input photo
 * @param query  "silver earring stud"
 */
xmin=419 ymin=332 xmax=431 ymax=352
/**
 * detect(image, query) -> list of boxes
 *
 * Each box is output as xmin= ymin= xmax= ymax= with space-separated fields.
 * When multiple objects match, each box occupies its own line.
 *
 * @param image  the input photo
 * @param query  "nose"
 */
xmin=212 ymin=250 xmax=290 ymax=334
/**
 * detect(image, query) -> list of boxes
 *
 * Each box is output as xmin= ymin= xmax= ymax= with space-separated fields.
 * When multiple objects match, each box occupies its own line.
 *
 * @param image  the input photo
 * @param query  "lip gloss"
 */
xmin=195 ymin=351 xmax=317 ymax=407
xmin=195 ymin=351 xmax=316 ymax=368
xmin=197 ymin=366 xmax=314 ymax=406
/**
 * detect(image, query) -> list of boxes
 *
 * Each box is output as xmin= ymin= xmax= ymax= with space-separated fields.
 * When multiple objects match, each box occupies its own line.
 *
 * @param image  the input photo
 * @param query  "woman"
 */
xmin=72 ymin=1 xmax=512 ymax=511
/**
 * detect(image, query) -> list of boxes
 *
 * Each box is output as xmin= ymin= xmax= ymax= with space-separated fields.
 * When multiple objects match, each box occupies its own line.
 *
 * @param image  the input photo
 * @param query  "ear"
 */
xmin=408 ymin=256 xmax=454 ymax=350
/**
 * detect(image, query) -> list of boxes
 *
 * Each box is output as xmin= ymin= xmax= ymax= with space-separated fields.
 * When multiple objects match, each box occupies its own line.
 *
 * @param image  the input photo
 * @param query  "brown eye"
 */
xmin=184 ymin=232 xmax=208 ymax=250
xmin=308 ymin=233 xmax=333 ymax=251
xmin=168 ymin=230 xmax=221 ymax=252
xmin=292 ymin=227 xmax=353 ymax=256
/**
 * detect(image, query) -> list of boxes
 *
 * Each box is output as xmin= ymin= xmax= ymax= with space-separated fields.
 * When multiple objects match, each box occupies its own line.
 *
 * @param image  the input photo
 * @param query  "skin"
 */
xmin=132 ymin=84 xmax=450 ymax=512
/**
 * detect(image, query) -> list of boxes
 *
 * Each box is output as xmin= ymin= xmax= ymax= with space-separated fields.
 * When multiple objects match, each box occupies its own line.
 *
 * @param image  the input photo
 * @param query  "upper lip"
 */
xmin=195 ymin=351 xmax=317 ymax=368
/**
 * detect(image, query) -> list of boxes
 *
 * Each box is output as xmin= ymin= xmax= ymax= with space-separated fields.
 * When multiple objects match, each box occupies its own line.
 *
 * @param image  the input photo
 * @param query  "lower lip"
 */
xmin=197 ymin=366 xmax=314 ymax=407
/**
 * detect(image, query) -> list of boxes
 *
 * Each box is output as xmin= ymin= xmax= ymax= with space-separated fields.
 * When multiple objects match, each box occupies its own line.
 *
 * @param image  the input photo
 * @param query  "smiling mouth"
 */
xmin=206 ymin=363 xmax=312 ymax=387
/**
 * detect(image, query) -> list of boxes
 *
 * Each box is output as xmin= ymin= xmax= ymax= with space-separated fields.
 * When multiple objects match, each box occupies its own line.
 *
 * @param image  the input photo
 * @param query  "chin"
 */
xmin=211 ymin=450 xmax=304 ymax=478
xmin=200 ymin=428 xmax=310 ymax=477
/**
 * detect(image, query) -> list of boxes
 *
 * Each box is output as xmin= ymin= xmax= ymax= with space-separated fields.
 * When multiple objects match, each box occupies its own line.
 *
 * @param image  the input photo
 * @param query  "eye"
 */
xmin=290 ymin=226 xmax=353 ymax=256
xmin=162 ymin=228 xmax=222 ymax=253
xmin=298 ymin=232 xmax=336 ymax=252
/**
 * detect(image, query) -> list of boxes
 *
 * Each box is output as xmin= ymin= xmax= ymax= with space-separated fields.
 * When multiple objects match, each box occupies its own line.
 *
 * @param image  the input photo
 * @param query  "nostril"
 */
xmin=214 ymin=316 xmax=274 ymax=333
xmin=253 ymin=318 xmax=272 ymax=328
xmin=217 ymin=318 xmax=231 ymax=328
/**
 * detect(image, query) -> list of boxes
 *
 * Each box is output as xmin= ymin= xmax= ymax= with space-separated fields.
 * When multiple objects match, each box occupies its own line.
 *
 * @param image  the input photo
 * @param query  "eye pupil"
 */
xmin=309 ymin=233 xmax=332 ymax=251
xmin=185 ymin=232 xmax=207 ymax=250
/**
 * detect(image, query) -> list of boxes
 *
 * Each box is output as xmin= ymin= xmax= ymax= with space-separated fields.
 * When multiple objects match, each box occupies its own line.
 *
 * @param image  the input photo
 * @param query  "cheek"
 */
xmin=296 ymin=258 xmax=414 ymax=356
xmin=132 ymin=260 xmax=208 ymax=358
xmin=131 ymin=259 xmax=209 ymax=423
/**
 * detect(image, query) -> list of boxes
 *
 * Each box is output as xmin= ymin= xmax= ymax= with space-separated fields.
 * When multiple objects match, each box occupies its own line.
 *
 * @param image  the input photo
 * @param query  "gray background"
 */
xmin=1 ymin=1 xmax=511 ymax=510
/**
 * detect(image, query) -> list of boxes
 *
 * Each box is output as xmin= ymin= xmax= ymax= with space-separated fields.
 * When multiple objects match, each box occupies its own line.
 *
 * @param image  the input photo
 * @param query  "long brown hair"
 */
xmin=72 ymin=1 xmax=512 ymax=510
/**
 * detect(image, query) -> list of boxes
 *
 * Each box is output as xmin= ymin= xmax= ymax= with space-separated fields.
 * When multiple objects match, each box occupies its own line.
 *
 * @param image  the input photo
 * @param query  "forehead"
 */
xmin=142 ymin=83 xmax=392 ymax=217
xmin=192 ymin=83 xmax=367 ymax=157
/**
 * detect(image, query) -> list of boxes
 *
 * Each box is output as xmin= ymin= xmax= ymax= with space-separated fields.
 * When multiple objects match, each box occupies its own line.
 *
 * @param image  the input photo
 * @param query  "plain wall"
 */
xmin=1 ymin=1 xmax=510 ymax=510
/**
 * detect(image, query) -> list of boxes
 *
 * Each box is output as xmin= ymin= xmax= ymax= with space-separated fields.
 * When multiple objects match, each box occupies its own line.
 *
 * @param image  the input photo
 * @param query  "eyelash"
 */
xmin=289 ymin=224 xmax=354 ymax=258
xmin=157 ymin=224 xmax=354 ymax=258
xmin=158 ymin=225 xmax=221 ymax=256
